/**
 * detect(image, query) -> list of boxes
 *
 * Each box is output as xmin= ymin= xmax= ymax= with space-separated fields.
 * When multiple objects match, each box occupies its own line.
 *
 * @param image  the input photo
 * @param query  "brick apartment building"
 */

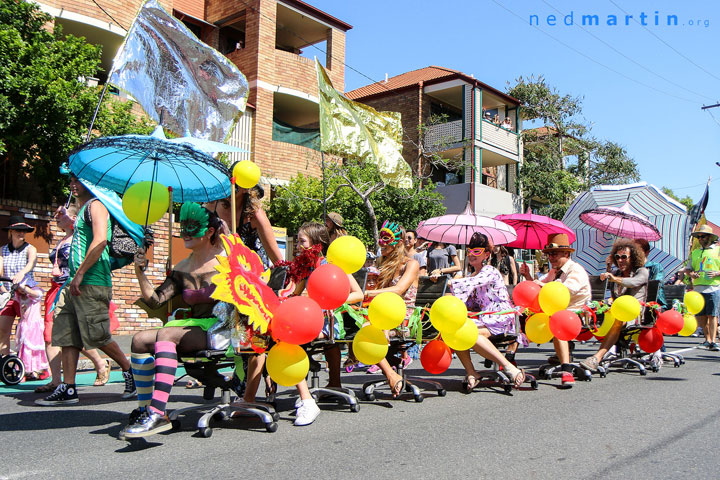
xmin=8 ymin=0 xmax=351 ymax=334
xmin=346 ymin=66 xmax=524 ymax=217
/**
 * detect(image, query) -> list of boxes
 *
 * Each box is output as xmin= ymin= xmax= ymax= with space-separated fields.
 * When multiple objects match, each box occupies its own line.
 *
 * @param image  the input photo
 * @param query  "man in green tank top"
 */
xmin=683 ymin=225 xmax=720 ymax=351
xmin=36 ymin=175 xmax=136 ymax=406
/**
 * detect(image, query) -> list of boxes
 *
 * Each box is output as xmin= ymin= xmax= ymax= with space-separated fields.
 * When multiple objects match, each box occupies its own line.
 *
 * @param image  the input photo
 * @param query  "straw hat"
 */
xmin=542 ymin=233 xmax=575 ymax=253
xmin=2 ymin=215 xmax=34 ymax=232
xmin=326 ymin=212 xmax=343 ymax=228
xmin=691 ymin=224 xmax=718 ymax=242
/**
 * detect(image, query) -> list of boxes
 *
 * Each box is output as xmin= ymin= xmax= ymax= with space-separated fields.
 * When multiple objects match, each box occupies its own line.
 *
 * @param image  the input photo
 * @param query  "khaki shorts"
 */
xmin=52 ymin=285 xmax=113 ymax=349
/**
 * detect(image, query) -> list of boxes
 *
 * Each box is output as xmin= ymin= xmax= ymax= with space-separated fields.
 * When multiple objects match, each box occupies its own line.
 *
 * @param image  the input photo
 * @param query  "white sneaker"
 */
xmin=294 ymin=398 xmax=320 ymax=426
xmin=294 ymin=397 xmax=303 ymax=409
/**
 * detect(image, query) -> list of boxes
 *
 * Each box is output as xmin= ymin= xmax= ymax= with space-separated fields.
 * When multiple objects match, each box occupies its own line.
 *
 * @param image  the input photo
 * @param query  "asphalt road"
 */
xmin=1 ymin=335 xmax=718 ymax=480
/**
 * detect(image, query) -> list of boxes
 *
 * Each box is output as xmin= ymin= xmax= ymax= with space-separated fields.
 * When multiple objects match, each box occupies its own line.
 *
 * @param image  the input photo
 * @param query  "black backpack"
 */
xmin=83 ymin=199 xmax=149 ymax=270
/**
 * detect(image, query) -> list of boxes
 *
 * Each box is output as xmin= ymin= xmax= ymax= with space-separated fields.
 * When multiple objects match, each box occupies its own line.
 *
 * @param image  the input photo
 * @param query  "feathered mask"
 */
xmin=180 ymin=202 xmax=209 ymax=238
xmin=378 ymin=220 xmax=402 ymax=246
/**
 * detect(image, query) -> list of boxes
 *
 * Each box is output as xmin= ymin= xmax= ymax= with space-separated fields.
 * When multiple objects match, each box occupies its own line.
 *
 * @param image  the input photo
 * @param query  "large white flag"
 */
xmin=109 ymin=0 xmax=248 ymax=142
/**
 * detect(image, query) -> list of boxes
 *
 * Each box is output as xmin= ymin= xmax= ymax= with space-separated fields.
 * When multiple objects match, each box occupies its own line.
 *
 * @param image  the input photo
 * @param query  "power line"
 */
xmin=606 ymin=0 xmax=720 ymax=84
xmin=91 ymin=0 xmax=127 ymax=31
xmin=488 ymin=0 xmax=699 ymax=104
xmin=542 ymin=0 xmax=714 ymax=102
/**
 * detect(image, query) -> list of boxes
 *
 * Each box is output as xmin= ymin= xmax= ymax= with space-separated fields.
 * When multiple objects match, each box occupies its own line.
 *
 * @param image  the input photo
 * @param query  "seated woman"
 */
xmin=579 ymin=238 xmax=649 ymax=372
xmin=449 ymin=232 xmax=525 ymax=391
xmin=120 ymin=203 xmax=225 ymax=439
xmin=278 ymin=222 xmax=363 ymax=425
xmin=362 ymin=221 xmax=419 ymax=398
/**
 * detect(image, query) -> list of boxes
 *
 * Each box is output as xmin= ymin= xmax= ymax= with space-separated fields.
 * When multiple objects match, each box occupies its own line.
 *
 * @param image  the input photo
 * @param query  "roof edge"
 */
xmin=278 ymin=0 xmax=353 ymax=31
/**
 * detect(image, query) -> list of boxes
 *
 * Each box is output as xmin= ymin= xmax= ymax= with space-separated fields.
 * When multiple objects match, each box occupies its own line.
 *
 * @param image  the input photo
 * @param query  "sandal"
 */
xmin=94 ymin=360 xmax=111 ymax=386
xmin=505 ymin=366 xmax=526 ymax=388
xmin=388 ymin=376 xmax=404 ymax=398
xmin=344 ymin=357 xmax=363 ymax=373
xmin=185 ymin=379 xmax=203 ymax=389
xmin=462 ymin=374 xmax=479 ymax=393
xmin=34 ymin=383 xmax=59 ymax=393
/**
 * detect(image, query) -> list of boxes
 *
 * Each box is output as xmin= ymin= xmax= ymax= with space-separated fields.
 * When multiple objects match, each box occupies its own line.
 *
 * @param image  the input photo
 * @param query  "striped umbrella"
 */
xmin=417 ymin=202 xmax=517 ymax=246
xmin=563 ymin=183 xmax=691 ymax=281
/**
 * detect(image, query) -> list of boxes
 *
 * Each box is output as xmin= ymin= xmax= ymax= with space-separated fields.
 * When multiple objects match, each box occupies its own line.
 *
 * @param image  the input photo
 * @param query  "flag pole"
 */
xmin=322 ymin=152 xmax=327 ymax=222
xmin=166 ymin=186 xmax=173 ymax=316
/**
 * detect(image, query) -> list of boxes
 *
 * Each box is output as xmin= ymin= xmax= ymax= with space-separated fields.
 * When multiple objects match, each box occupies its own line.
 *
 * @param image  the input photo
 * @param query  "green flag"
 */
xmin=316 ymin=60 xmax=412 ymax=188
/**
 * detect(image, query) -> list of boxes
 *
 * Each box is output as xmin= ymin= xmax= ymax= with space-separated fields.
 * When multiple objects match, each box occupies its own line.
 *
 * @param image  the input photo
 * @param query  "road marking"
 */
xmin=667 ymin=347 xmax=699 ymax=354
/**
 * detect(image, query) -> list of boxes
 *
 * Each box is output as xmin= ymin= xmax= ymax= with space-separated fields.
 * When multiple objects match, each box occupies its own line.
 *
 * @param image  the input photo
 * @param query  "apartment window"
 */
xmin=430 ymin=102 xmax=462 ymax=123
xmin=219 ymin=25 xmax=245 ymax=54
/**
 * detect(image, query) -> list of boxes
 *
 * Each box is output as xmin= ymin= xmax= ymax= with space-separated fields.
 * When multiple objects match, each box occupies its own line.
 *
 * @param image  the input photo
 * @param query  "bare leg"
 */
xmin=45 ymin=343 xmax=62 ymax=385
xmin=456 ymin=350 xmax=478 ymax=377
xmin=697 ymin=316 xmax=710 ymax=342
xmin=589 ymin=321 xmax=623 ymax=362
xmin=82 ymin=348 xmax=106 ymax=373
xmin=244 ymin=354 xmax=265 ymax=402
xmin=711 ymin=316 xmax=719 ymax=343
xmin=377 ymin=358 xmax=403 ymax=397
xmin=296 ymin=380 xmax=312 ymax=400
xmin=98 ymin=341 xmax=130 ymax=371
xmin=553 ymin=338 xmax=571 ymax=364
xmin=324 ymin=345 xmax=341 ymax=387
xmin=0 ymin=315 xmax=15 ymax=355
xmin=61 ymin=346 xmax=81 ymax=384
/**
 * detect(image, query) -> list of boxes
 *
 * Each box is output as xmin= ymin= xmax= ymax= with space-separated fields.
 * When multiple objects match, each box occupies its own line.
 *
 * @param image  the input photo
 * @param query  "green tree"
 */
xmin=508 ymin=76 xmax=640 ymax=218
xmin=661 ymin=187 xmax=693 ymax=212
xmin=0 ymin=0 xmax=152 ymax=203
xmin=268 ymin=158 xmax=445 ymax=247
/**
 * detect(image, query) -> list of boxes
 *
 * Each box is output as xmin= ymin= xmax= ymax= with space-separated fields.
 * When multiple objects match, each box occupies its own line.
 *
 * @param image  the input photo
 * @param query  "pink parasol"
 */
xmin=417 ymin=202 xmax=517 ymax=245
xmin=494 ymin=212 xmax=576 ymax=250
xmin=579 ymin=201 xmax=661 ymax=241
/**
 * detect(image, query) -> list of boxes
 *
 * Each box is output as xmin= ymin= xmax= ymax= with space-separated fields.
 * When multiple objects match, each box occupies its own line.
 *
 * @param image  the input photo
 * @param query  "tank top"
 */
xmin=70 ymin=200 xmax=112 ymax=287
xmin=691 ymin=246 xmax=720 ymax=287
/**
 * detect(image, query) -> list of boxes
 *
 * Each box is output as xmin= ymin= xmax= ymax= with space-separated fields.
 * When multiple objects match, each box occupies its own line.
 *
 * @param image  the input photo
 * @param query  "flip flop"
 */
xmin=389 ymin=377 xmax=404 ymax=398
xmin=505 ymin=367 xmax=526 ymax=388
xmin=462 ymin=374 xmax=479 ymax=393
xmin=94 ymin=360 xmax=111 ymax=386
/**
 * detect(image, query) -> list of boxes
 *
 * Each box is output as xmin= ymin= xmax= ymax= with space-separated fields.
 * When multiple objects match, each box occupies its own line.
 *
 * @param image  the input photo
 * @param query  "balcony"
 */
xmin=481 ymin=120 xmax=519 ymax=157
xmin=423 ymin=119 xmax=464 ymax=151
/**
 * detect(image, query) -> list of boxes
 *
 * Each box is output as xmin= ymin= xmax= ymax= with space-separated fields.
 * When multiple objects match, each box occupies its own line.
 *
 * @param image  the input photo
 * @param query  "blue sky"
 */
xmin=308 ymin=0 xmax=720 ymax=217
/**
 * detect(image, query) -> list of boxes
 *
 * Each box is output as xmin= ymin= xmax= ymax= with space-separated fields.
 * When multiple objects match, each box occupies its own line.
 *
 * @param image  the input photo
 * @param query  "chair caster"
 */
xmin=503 ymin=385 xmax=513 ymax=395
xmin=350 ymin=403 xmax=360 ymax=413
xmin=651 ymin=365 xmax=659 ymax=373
xmin=437 ymin=389 xmax=447 ymax=397
xmin=272 ymin=412 xmax=280 ymax=422
xmin=199 ymin=427 xmax=213 ymax=438
xmin=212 ymin=411 xmax=228 ymax=422
xmin=413 ymin=395 xmax=423 ymax=403
xmin=530 ymin=379 xmax=538 ymax=390
xmin=171 ymin=419 xmax=182 ymax=431
xmin=640 ymin=369 xmax=647 ymax=376
xmin=265 ymin=422 xmax=278 ymax=433
xmin=538 ymin=366 xmax=550 ymax=380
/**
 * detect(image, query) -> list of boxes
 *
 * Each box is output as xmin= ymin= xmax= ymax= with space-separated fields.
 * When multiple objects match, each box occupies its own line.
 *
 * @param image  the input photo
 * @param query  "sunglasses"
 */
xmin=614 ymin=254 xmax=629 ymax=260
xmin=468 ymin=247 xmax=485 ymax=257
xmin=696 ymin=234 xmax=711 ymax=239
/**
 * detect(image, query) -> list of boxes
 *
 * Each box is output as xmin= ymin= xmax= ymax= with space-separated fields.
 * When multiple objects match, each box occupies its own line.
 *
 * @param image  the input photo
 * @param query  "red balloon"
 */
xmin=655 ymin=310 xmax=684 ymax=335
xmin=575 ymin=329 xmax=594 ymax=342
xmin=271 ymin=297 xmax=324 ymax=345
xmin=420 ymin=340 xmax=452 ymax=374
xmin=513 ymin=281 xmax=542 ymax=312
xmin=307 ymin=263 xmax=351 ymax=310
xmin=638 ymin=327 xmax=664 ymax=353
xmin=549 ymin=310 xmax=582 ymax=341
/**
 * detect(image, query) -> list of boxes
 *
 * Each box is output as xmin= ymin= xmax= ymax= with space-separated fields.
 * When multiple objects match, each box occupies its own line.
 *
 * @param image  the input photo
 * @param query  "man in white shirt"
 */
xmin=520 ymin=233 xmax=591 ymax=388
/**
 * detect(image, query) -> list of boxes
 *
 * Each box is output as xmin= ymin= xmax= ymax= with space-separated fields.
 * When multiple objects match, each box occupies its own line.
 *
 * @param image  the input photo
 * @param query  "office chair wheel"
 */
xmin=265 ymin=422 xmax=278 ymax=433
xmin=503 ymin=385 xmax=512 ymax=394
xmin=413 ymin=394 xmax=423 ymax=403
xmin=639 ymin=369 xmax=647 ymax=376
xmin=538 ymin=366 xmax=548 ymax=380
xmin=651 ymin=365 xmax=659 ymax=373
xmin=272 ymin=412 xmax=280 ymax=422
xmin=581 ymin=370 xmax=593 ymax=381
xmin=1 ymin=355 xmax=25 ymax=385
xmin=212 ymin=411 xmax=228 ymax=422
xmin=171 ymin=419 xmax=182 ymax=431
xmin=199 ymin=427 xmax=213 ymax=438
xmin=437 ymin=388 xmax=447 ymax=397
xmin=530 ymin=379 xmax=538 ymax=389
xmin=363 ymin=392 xmax=376 ymax=401
xmin=350 ymin=403 xmax=360 ymax=413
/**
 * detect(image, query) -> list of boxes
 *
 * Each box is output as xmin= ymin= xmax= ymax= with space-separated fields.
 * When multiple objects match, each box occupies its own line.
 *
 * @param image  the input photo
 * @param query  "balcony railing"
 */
xmin=423 ymin=119 xmax=463 ymax=150
xmin=481 ymin=120 xmax=519 ymax=156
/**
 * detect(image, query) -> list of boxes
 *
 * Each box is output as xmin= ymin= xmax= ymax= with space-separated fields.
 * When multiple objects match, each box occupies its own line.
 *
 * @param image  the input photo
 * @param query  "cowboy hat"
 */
xmin=542 ymin=233 xmax=575 ymax=253
xmin=690 ymin=224 xmax=718 ymax=242
xmin=2 ymin=215 xmax=34 ymax=232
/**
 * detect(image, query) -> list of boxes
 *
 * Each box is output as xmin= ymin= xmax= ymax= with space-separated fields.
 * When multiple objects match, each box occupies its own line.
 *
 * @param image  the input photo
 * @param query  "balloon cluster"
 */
xmin=266 ymin=235 xmax=368 ymax=386
xmin=513 ymin=280 xmax=581 ymax=343
xmin=419 ymin=296 xmax=478 ymax=374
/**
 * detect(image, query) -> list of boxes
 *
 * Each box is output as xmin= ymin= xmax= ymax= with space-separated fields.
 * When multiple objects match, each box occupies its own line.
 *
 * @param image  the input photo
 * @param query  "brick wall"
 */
xmin=0 ymin=200 xmax=191 ymax=337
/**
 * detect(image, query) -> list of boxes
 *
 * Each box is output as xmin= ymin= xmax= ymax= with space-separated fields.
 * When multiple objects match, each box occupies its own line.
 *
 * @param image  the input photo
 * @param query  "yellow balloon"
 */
xmin=442 ymin=318 xmax=479 ymax=351
xmin=368 ymin=292 xmax=406 ymax=330
xmin=122 ymin=181 xmax=169 ymax=225
xmin=679 ymin=314 xmax=698 ymax=337
xmin=429 ymin=296 xmax=468 ymax=333
xmin=610 ymin=295 xmax=641 ymax=322
xmin=590 ymin=310 xmax=616 ymax=337
xmin=232 ymin=161 xmax=261 ymax=189
xmin=684 ymin=291 xmax=705 ymax=315
xmin=538 ymin=281 xmax=570 ymax=315
xmin=327 ymin=235 xmax=366 ymax=274
xmin=266 ymin=342 xmax=309 ymax=387
xmin=525 ymin=313 xmax=554 ymax=344
xmin=352 ymin=325 xmax=388 ymax=365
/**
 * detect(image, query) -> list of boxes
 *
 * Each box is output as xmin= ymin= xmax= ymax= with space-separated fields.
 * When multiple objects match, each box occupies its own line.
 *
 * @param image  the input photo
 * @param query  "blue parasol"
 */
xmin=68 ymin=127 xmax=232 ymax=203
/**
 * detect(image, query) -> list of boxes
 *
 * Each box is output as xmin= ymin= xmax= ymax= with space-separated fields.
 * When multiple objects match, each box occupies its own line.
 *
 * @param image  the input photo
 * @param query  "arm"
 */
xmin=70 ymin=201 xmax=108 ymax=296
xmin=250 ymin=208 xmax=283 ymax=264
xmin=346 ymin=274 xmax=364 ymax=305
xmin=509 ymin=258 xmax=518 ymax=284
xmin=11 ymin=244 xmax=37 ymax=285
xmin=615 ymin=267 xmax=649 ymax=288
xmin=134 ymin=249 xmax=181 ymax=308
xmin=0 ymin=255 xmax=6 ymax=293
xmin=365 ymin=259 xmax=419 ymax=297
